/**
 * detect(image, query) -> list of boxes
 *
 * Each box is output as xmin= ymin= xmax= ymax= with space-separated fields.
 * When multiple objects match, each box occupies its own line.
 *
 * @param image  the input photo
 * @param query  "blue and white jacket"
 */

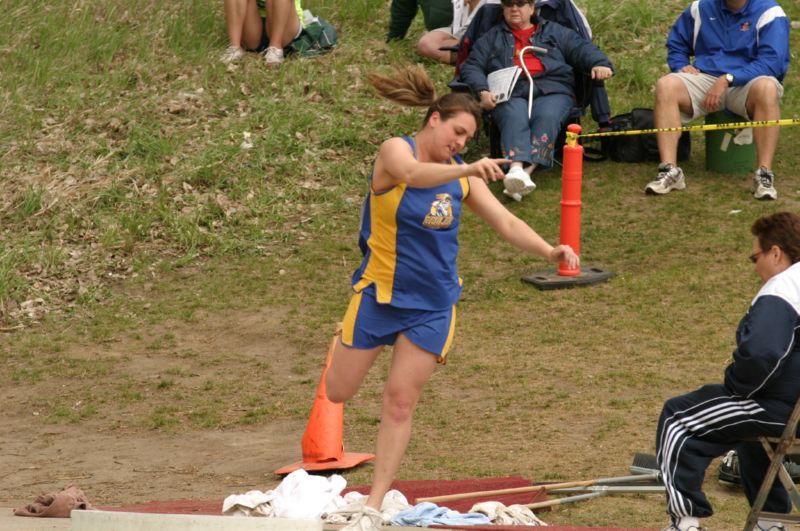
xmin=666 ymin=0 xmax=790 ymax=85
xmin=725 ymin=262 xmax=800 ymax=403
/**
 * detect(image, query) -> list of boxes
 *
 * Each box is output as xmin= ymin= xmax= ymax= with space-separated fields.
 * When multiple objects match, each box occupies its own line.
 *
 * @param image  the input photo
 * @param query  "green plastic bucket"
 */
xmin=704 ymin=111 xmax=755 ymax=173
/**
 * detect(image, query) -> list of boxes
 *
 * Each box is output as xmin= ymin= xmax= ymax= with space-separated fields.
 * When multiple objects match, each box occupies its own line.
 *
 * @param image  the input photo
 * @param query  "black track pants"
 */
xmin=656 ymin=384 xmax=792 ymax=518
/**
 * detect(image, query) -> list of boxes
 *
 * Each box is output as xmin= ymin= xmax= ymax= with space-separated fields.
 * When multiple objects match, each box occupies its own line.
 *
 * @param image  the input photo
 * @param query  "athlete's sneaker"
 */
xmin=661 ymin=516 xmax=704 ymax=531
xmin=220 ymin=46 xmax=245 ymax=64
xmin=342 ymin=506 xmax=383 ymax=531
xmin=503 ymin=188 xmax=523 ymax=202
xmin=752 ymin=167 xmax=777 ymax=200
xmin=645 ymin=163 xmax=686 ymax=195
xmin=263 ymin=46 xmax=284 ymax=66
xmin=503 ymin=166 xmax=536 ymax=196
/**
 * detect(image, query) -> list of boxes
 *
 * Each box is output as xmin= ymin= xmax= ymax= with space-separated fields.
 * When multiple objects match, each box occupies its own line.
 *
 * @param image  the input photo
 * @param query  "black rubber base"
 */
xmin=521 ymin=266 xmax=615 ymax=291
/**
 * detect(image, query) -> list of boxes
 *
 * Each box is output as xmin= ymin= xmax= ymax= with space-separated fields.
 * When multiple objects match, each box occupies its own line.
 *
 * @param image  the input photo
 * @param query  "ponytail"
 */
xmin=367 ymin=65 xmax=482 ymax=130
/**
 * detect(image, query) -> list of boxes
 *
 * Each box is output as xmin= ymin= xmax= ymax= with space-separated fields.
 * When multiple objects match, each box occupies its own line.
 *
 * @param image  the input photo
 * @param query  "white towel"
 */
xmin=222 ymin=469 xmax=346 ymax=519
xmin=470 ymin=500 xmax=547 ymax=526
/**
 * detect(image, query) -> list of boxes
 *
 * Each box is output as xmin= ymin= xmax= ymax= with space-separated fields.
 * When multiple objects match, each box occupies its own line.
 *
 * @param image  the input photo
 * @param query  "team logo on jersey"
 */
xmin=423 ymin=193 xmax=454 ymax=229
xmin=740 ymin=22 xmax=750 ymax=31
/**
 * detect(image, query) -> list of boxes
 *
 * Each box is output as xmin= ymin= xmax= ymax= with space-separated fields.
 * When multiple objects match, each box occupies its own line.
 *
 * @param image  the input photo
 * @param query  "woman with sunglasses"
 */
xmin=656 ymin=212 xmax=800 ymax=531
xmin=459 ymin=0 xmax=612 ymax=201
xmin=325 ymin=65 xmax=579 ymax=531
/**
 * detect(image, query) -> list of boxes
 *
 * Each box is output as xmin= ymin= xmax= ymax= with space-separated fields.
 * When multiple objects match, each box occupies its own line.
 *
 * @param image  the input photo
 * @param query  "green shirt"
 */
xmin=387 ymin=0 xmax=453 ymax=40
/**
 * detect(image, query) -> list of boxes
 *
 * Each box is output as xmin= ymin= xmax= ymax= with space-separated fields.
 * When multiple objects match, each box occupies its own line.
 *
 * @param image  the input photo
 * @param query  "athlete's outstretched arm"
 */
xmin=464 ymin=177 xmax=579 ymax=268
xmin=372 ymin=137 xmax=507 ymax=192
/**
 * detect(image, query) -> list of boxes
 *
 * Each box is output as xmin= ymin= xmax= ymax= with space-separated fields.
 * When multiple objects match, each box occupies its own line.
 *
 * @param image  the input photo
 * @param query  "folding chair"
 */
xmin=744 ymin=394 xmax=800 ymax=531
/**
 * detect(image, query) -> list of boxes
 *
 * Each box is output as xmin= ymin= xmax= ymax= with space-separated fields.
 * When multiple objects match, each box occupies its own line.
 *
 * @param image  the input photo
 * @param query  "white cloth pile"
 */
xmin=222 ymin=469 xmax=547 ymax=526
xmin=470 ymin=501 xmax=547 ymax=526
xmin=222 ymin=469 xmax=410 ymax=523
xmin=222 ymin=469 xmax=347 ymax=518
xmin=325 ymin=489 xmax=411 ymax=525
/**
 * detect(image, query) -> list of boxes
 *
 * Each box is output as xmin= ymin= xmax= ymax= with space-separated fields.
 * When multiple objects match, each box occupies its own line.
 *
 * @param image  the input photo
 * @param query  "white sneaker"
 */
xmin=752 ymin=167 xmax=777 ymax=200
xmin=220 ymin=46 xmax=244 ymax=64
xmin=645 ymin=163 xmax=686 ymax=195
xmin=757 ymin=520 xmax=786 ymax=531
xmin=503 ymin=188 xmax=523 ymax=202
xmin=263 ymin=46 xmax=284 ymax=66
xmin=661 ymin=516 xmax=703 ymax=531
xmin=342 ymin=506 xmax=383 ymax=531
xmin=503 ymin=166 xmax=536 ymax=196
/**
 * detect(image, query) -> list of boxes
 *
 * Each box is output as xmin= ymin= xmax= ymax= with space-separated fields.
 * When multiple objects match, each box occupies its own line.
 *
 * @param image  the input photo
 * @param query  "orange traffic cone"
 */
xmin=274 ymin=327 xmax=374 ymax=475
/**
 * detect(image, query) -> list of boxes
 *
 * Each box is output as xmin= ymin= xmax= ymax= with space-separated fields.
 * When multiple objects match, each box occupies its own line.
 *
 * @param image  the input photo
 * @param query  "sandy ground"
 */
xmin=1 ymin=307 xmax=314 ymax=512
xmin=1 ymin=420 xmax=304 ymax=509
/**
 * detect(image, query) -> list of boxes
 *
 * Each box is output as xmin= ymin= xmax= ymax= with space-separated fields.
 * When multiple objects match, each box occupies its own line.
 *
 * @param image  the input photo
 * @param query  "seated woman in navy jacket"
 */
xmin=459 ymin=0 xmax=612 ymax=201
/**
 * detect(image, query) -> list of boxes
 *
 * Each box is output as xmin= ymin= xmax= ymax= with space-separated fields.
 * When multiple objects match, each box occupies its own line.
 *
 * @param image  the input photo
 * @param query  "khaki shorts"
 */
xmin=669 ymin=72 xmax=784 ymax=123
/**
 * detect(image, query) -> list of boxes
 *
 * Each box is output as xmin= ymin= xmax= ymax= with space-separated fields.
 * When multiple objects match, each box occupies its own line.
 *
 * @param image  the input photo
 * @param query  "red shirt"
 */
xmin=512 ymin=25 xmax=544 ymax=76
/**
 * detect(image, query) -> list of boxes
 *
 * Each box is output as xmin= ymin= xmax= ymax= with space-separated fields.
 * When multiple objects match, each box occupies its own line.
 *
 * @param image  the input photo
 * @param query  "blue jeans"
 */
xmin=491 ymin=91 xmax=574 ymax=169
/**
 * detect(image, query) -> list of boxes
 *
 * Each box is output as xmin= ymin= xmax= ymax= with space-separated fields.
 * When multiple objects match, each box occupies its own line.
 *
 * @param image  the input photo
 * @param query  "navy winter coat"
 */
xmin=459 ymin=19 xmax=612 ymax=101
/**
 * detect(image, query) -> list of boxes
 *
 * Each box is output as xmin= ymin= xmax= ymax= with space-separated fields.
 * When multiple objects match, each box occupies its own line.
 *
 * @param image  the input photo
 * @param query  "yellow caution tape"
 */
xmin=577 ymin=117 xmax=800 ymax=139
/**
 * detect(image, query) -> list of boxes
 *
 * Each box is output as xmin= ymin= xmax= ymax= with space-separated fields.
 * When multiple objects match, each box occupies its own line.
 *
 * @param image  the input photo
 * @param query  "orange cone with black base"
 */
xmin=274 ymin=327 xmax=374 ymax=475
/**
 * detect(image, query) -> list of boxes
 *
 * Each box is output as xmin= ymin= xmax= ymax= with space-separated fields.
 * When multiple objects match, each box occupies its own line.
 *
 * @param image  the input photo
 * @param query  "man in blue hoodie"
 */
xmin=656 ymin=212 xmax=800 ymax=531
xmin=645 ymin=0 xmax=789 ymax=200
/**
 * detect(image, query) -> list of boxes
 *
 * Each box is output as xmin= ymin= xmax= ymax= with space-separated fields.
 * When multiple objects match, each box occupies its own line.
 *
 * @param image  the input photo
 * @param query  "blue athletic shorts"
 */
xmin=341 ymin=290 xmax=457 ymax=362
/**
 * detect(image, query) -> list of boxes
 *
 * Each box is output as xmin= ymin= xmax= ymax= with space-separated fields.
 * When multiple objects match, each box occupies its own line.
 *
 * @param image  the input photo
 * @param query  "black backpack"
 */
xmin=602 ymin=108 xmax=691 ymax=163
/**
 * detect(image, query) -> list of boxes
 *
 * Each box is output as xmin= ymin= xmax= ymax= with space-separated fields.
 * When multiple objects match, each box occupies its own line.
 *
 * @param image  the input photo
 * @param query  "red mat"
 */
xmin=99 ymin=477 xmax=656 ymax=530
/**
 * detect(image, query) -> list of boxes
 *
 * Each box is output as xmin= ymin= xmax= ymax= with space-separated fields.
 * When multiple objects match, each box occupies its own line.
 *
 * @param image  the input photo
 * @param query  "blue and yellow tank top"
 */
xmin=351 ymin=136 xmax=470 ymax=311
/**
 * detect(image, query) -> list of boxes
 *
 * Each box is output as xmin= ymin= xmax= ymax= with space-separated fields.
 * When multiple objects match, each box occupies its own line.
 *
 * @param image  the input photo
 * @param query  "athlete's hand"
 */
xmin=680 ymin=65 xmax=701 ymax=75
xmin=468 ymin=157 xmax=509 ymax=183
xmin=549 ymin=244 xmax=579 ymax=270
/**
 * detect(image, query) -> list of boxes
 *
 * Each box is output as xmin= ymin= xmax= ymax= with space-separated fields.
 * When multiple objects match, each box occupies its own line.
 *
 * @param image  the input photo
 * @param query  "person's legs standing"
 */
xmin=365 ymin=333 xmax=438 ymax=510
xmin=329 ymin=293 xmax=453 ymax=529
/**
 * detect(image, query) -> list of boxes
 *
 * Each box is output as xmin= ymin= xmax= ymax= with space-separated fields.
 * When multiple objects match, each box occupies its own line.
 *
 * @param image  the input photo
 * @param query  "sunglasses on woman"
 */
xmin=501 ymin=0 xmax=534 ymax=7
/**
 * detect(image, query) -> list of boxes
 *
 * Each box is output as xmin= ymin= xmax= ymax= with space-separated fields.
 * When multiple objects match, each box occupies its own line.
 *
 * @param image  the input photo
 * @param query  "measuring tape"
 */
xmin=565 ymin=117 xmax=800 ymax=146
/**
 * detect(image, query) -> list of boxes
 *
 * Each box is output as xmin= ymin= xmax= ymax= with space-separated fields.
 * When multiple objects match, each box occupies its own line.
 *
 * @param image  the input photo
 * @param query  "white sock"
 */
xmin=677 ymin=516 xmax=700 ymax=530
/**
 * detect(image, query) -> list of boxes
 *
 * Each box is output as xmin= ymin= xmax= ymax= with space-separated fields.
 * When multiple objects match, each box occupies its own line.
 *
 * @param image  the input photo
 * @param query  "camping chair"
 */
xmin=743 ymin=394 xmax=800 ymax=531
xmin=448 ymin=0 xmax=611 ymax=159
